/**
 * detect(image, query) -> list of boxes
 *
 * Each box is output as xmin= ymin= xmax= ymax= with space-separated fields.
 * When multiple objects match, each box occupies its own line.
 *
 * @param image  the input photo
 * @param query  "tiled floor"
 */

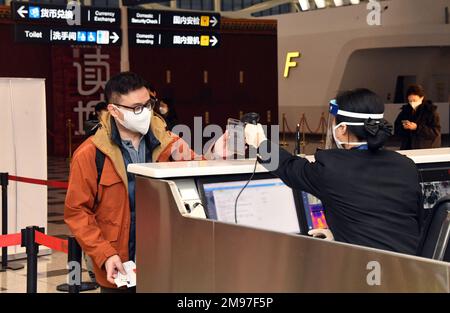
xmin=0 ymin=156 xmax=99 ymax=293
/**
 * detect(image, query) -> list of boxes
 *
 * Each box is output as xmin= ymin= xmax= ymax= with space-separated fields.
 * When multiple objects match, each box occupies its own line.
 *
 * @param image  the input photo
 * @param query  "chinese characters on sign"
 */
xmin=12 ymin=1 xmax=121 ymax=26
xmin=129 ymin=30 xmax=219 ymax=48
xmin=35 ymin=7 xmax=74 ymax=20
xmin=172 ymin=16 xmax=200 ymax=26
xmin=128 ymin=9 xmax=220 ymax=29
xmin=73 ymin=48 xmax=111 ymax=135
xmin=14 ymin=24 xmax=121 ymax=45
xmin=173 ymin=35 xmax=201 ymax=45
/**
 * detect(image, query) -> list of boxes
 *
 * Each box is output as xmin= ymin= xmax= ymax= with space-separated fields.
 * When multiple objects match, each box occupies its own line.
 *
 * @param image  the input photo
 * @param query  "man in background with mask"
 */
xmin=64 ymin=72 xmax=203 ymax=293
xmin=157 ymin=98 xmax=178 ymax=131
xmin=394 ymin=84 xmax=441 ymax=150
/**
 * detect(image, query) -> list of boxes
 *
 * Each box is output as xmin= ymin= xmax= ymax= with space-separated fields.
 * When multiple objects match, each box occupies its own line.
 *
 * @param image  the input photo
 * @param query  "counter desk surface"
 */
xmin=127 ymin=148 xmax=450 ymax=179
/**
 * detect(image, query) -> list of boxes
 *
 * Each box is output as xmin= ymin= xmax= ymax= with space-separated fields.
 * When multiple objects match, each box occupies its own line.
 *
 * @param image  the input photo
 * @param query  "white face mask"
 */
xmin=159 ymin=107 xmax=168 ymax=115
xmin=113 ymin=105 xmax=152 ymax=135
xmin=332 ymin=122 xmax=368 ymax=149
xmin=409 ymin=100 xmax=423 ymax=110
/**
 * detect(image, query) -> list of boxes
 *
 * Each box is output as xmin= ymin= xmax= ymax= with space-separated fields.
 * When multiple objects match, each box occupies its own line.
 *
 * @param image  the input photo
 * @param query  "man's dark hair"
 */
xmin=406 ymin=84 xmax=426 ymax=98
xmin=104 ymin=72 xmax=148 ymax=104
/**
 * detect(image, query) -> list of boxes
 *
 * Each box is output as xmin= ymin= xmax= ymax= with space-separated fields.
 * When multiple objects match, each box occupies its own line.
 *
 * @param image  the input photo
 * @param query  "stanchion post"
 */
xmin=57 ymin=236 xmax=98 ymax=293
xmin=68 ymin=237 xmax=82 ymax=293
xmin=320 ymin=112 xmax=326 ymax=144
xmin=280 ymin=113 xmax=288 ymax=147
xmin=21 ymin=226 xmax=43 ymax=293
xmin=300 ymin=114 xmax=307 ymax=146
xmin=1 ymin=172 xmax=8 ymax=270
xmin=1 ymin=173 xmax=25 ymax=272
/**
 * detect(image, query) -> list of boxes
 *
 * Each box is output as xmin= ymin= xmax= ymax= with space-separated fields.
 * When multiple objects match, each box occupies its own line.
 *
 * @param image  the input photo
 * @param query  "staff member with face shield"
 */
xmin=245 ymin=89 xmax=423 ymax=255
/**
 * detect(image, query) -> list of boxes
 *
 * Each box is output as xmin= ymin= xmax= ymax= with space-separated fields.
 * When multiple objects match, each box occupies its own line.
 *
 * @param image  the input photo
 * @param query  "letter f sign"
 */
xmin=284 ymin=52 xmax=301 ymax=78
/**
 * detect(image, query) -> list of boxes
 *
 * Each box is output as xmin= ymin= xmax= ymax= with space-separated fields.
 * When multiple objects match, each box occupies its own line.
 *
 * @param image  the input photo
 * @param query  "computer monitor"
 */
xmin=417 ymin=163 xmax=450 ymax=211
xmin=197 ymin=174 xmax=302 ymax=234
xmin=421 ymin=180 xmax=450 ymax=209
xmin=300 ymin=191 xmax=328 ymax=231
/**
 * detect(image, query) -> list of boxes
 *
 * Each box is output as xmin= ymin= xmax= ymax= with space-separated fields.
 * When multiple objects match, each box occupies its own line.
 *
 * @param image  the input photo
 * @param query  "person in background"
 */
xmin=394 ymin=84 xmax=441 ymax=150
xmin=157 ymin=98 xmax=178 ymax=131
xmin=83 ymin=101 xmax=108 ymax=137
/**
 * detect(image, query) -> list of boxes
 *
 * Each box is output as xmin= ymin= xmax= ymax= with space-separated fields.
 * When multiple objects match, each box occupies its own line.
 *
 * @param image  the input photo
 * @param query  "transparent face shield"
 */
xmin=324 ymin=99 xmax=385 ymax=150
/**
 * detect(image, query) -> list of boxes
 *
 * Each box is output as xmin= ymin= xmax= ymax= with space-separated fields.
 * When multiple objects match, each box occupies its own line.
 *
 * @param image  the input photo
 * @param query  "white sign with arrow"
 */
xmin=17 ymin=5 xmax=28 ymax=18
xmin=110 ymin=32 xmax=120 ymax=44
xmin=210 ymin=16 xmax=218 ymax=27
xmin=209 ymin=35 xmax=218 ymax=47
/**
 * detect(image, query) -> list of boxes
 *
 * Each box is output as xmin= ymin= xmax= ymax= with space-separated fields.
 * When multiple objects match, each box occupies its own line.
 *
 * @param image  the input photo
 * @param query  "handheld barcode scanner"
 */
xmin=240 ymin=112 xmax=260 ymax=125
xmin=226 ymin=112 xmax=260 ymax=157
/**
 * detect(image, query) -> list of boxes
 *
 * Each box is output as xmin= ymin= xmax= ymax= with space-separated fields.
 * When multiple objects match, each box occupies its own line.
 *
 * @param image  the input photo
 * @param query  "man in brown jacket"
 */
xmin=64 ymin=72 xmax=199 ymax=292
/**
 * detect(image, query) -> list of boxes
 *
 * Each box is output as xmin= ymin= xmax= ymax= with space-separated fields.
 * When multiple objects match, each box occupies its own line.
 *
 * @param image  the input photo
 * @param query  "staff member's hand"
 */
xmin=308 ymin=229 xmax=334 ymax=241
xmin=244 ymin=123 xmax=267 ymax=148
xmin=105 ymin=254 xmax=126 ymax=284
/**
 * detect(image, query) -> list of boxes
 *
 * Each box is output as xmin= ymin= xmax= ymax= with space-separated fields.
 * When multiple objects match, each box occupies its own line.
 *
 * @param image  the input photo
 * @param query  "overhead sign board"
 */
xmin=129 ymin=30 xmax=219 ymax=48
xmin=11 ymin=1 xmax=121 ymax=26
xmin=15 ymin=24 xmax=121 ymax=46
xmin=128 ymin=9 xmax=220 ymax=30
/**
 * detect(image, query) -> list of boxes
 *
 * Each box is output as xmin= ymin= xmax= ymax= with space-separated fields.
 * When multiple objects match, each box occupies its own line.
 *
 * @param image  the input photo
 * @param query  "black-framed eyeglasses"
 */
xmin=113 ymin=96 xmax=158 ymax=115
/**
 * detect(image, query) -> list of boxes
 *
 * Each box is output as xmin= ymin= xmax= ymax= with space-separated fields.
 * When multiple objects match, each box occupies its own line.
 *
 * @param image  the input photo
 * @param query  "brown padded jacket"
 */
xmin=64 ymin=112 xmax=179 ymax=288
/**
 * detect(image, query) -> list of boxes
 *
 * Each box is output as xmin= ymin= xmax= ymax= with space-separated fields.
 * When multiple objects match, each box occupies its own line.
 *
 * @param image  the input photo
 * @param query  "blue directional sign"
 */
xmin=28 ymin=6 xmax=40 ymax=19
xmin=128 ymin=8 xmax=220 ymax=30
xmin=129 ymin=30 xmax=220 ymax=48
xmin=87 ymin=31 xmax=97 ymax=43
xmin=14 ymin=24 xmax=122 ymax=46
xmin=11 ymin=1 xmax=121 ymax=27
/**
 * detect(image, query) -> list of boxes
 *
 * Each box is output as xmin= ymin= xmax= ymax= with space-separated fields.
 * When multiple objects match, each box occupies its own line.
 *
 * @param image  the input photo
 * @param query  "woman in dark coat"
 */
xmin=394 ymin=84 xmax=441 ymax=150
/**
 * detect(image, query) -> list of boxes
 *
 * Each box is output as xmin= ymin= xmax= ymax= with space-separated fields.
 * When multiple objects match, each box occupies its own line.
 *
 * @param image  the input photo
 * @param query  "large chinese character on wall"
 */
xmin=50 ymin=45 xmax=120 ymax=156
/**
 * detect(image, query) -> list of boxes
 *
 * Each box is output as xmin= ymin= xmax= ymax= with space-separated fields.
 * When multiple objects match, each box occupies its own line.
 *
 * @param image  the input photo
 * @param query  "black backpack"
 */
xmin=95 ymin=148 xmax=105 ymax=204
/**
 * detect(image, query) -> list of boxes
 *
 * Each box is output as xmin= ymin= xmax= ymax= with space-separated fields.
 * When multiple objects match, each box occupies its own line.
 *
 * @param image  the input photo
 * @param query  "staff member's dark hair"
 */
xmin=335 ymin=88 xmax=391 ymax=151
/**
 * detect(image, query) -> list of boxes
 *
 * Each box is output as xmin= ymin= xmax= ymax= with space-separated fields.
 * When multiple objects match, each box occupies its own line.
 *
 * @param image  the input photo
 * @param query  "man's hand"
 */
xmin=105 ymin=254 xmax=126 ymax=284
xmin=211 ymin=130 xmax=235 ymax=159
xmin=244 ymin=123 xmax=267 ymax=148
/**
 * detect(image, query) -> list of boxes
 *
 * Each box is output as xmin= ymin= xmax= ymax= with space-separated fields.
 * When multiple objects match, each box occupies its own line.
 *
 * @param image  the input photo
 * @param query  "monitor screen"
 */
xmin=300 ymin=192 xmax=328 ymax=231
xmin=421 ymin=180 xmax=450 ymax=209
xmin=417 ymin=164 xmax=450 ymax=211
xmin=199 ymin=177 xmax=301 ymax=234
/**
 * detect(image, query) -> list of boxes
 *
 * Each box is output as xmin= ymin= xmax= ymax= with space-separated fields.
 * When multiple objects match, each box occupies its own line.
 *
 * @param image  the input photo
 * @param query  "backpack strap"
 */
xmin=94 ymin=148 xmax=105 ymax=205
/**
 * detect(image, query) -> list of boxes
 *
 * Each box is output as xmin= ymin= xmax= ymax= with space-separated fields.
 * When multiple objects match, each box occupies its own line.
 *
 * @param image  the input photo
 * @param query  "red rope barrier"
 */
xmin=0 ymin=233 xmax=22 ymax=248
xmin=0 ymin=231 xmax=69 ymax=253
xmin=34 ymin=231 xmax=68 ymax=254
xmin=8 ymin=175 xmax=68 ymax=189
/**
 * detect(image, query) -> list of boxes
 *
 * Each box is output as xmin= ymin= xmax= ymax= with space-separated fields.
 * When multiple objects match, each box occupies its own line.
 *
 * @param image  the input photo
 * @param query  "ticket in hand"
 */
xmin=114 ymin=261 xmax=136 ymax=288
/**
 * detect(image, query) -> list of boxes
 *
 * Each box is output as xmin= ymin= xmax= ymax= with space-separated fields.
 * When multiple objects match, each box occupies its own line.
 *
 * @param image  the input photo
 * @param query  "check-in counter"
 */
xmin=128 ymin=148 xmax=450 ymax=293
